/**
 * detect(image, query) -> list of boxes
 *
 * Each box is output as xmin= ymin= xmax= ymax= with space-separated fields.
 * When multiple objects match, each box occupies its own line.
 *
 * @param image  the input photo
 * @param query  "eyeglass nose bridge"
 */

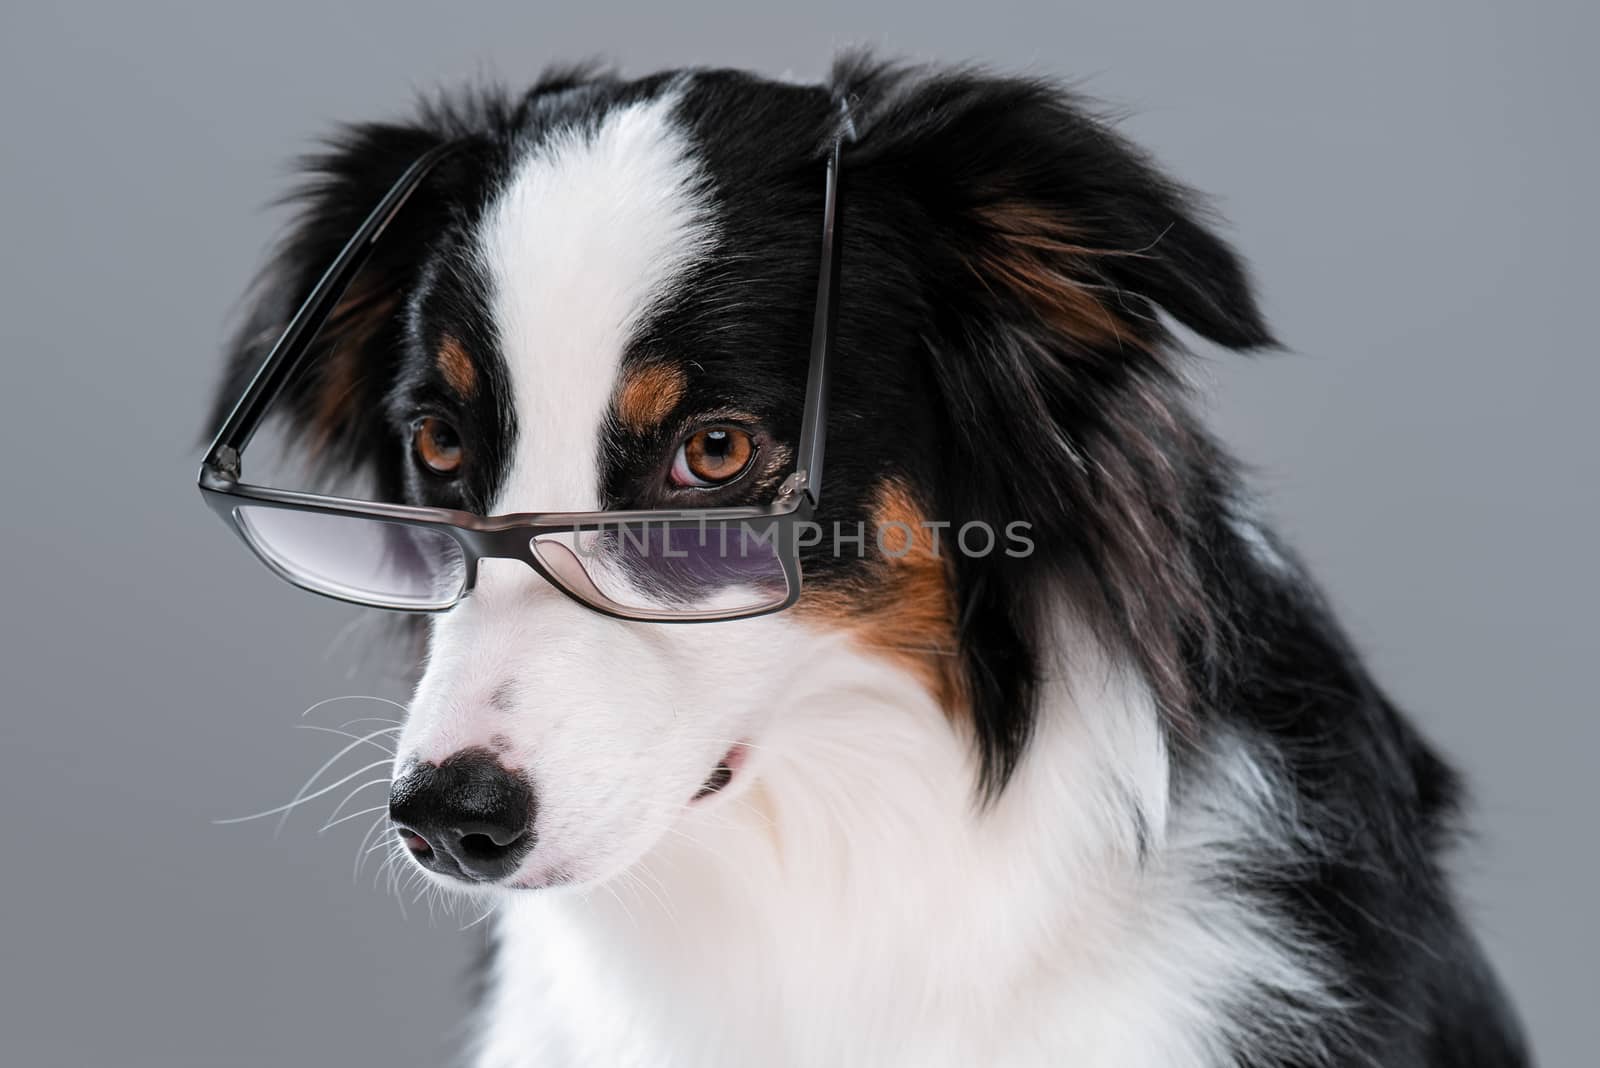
xmin=448 ymin=523 xmax=551 ymax=592
xmin=446 ymin=523 xmax=636 ymax=618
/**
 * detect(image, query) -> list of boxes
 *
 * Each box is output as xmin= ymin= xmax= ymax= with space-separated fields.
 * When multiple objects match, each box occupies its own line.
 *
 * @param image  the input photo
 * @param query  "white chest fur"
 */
xmin=472 ymin=627 xmax=1331 ymax=1068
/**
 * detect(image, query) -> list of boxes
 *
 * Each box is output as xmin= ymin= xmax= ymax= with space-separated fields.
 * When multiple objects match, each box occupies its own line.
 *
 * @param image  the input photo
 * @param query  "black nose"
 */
xmin=388 ymin=749 xmax=534 ymax=882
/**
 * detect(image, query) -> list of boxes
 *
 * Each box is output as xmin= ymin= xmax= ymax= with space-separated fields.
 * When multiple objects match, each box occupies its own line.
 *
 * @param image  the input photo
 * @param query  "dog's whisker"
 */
xmin=619 ymin=866 xmax=679 ymax=934
xmin=423 ymin=886 xmax=439 ymax=925
xmin=354 ymin=813 xmax=391 ymax=881
xmin=373 ymin=861 xmax=396 ymax=896
xmin=720 ymin=794 xmax=777 ymax=831
xmin=666 ymin=787 xmax=764 ymax=826
xmin=380 ymin=847 xmax=412 ymax=920
xmin=320 ymin=799 xmax=391 ymax=835
xmin=375 ymin=846 xmax=403 ymax=890
xmin=365 ymin=834 xmax=399 ymax=859
xmin=262 ymin=723 xmax=401 ymax=835
xmin=394 ymin=849 xmax=417 ymax=904
xmin=213 ymin=757 xmax=393 ymax=829
xmin=320 ymin=776 xmax=394 ymax=830
xmin=297 ymin=693 xmax=411 ymax=720
xmin=460 ymin=901 xmax=500 ymax=932
xmin=293 ymin=722 xmax=400 ymax=755
xmin=598 ymin=878 xmax=640 ymax=932
xmin=333 ymin=715 xmax=403 ymax=729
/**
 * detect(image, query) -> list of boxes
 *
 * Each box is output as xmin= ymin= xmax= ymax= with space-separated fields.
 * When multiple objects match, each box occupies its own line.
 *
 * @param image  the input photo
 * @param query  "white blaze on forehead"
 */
xmin=477 ymin=91 xmax=713 ymax=513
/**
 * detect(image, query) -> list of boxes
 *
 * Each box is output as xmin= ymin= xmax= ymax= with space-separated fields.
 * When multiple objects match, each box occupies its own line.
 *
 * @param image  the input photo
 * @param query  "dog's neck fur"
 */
xmin=474 ymin=613 xmax=1338 ymax=1068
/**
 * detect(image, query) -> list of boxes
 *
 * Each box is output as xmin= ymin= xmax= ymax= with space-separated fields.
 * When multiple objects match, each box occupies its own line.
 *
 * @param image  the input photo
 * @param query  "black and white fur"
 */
xmin=211 ymin=58 xmax=1529 ymax=1067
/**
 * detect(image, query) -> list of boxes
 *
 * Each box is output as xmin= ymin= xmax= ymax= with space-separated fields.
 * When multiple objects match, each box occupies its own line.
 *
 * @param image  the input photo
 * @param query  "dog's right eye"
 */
xmin=670 ymin=427 xmax=756 ymax=488
xmin=412 ymin=417 xmax=464 ymax=476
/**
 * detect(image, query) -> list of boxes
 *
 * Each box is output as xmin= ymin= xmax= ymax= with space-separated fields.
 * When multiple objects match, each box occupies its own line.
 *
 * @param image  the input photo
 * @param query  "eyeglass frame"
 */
xmin=199 ymin=123 xmax=846 ymax=623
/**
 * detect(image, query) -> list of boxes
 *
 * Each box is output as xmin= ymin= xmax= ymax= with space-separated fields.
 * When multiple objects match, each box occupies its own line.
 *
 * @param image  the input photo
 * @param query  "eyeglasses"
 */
xmin=200 ymin=128 xmax=845 ymax=623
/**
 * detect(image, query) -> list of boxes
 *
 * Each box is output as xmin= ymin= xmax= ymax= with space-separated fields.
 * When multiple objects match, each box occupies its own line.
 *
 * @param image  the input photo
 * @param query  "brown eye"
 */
xmin=672 ymin=427 xmax=755 ymax=487
xmin=412 ymin=417 xmax=463 ymax=476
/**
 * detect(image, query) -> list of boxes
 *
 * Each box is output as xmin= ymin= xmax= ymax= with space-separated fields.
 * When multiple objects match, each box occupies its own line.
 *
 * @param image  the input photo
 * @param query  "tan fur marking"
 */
xmin=311 ymin=276 xmax=398 ymax=454
xmin=437 ymin=334 xmax=477 ymax=397
xmin=797 ymin=479 xmax=966 ymax=720
xmin=973 ymin=200 xmax=1153 ymax=351
xmin=614 ymin=362 xmax=687 ymax=433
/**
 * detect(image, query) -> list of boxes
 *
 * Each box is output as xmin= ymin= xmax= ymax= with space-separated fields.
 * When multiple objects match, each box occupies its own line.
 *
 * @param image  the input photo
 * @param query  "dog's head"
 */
xmin=213 ymin=59 xmax=1270 ymax=891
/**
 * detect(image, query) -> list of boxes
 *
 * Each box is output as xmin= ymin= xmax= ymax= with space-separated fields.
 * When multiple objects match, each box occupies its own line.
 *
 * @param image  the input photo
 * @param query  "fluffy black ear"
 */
xmin=208 ymin=120 xmax=452 ymax=497
xmin=836 ymin=60 xmax=1274 ymax=354
xmin=205 ymin=77 xmax=562 ymax=494
xmin=834 ymin=60 xmax=1273 ymax=794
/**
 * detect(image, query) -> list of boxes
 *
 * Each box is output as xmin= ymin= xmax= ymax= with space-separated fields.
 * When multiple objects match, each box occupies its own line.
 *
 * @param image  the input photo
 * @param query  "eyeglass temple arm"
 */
xmin=791 ymin=131 xmax=845 ymax=510
xmin=202 ymin=140 xmax=468 ymax=478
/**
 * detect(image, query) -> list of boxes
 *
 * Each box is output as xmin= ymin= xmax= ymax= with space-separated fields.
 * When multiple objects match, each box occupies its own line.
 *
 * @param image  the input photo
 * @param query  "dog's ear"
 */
xmin=208 ymin=74 xmax=618 ymax=491
xmin=207 ymin=119 xmax=466 ymax=495
xmin=835 ymin=62 xmax=1274 ymax=794
xmin=838 ymin=63 xmax=1274 ymax=355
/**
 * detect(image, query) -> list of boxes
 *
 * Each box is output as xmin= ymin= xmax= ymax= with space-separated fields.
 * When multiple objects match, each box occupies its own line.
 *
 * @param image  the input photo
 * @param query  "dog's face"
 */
xmin=388 ymin=89 xmax=813 ymax=889
xmin=214 ymin=62 xmax=1270 ymax=892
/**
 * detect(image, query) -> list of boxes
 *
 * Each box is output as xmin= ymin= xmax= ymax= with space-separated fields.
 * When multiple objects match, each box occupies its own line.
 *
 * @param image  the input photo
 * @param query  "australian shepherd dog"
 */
xmin=208 ymin=57 xmax=1528 ymax=1067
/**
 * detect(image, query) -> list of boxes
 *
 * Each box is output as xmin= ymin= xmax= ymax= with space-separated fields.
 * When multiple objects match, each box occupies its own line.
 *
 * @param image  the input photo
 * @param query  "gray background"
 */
xmin=1 ymin=2 xmax=1592 ymax=1065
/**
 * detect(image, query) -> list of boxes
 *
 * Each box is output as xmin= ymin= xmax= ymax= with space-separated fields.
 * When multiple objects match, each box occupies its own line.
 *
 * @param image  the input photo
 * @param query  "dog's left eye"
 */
xmin=670 ymin=427 xmax=756 ymax=488
xmin=412 ymin=417 xmax=464 ymax=476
